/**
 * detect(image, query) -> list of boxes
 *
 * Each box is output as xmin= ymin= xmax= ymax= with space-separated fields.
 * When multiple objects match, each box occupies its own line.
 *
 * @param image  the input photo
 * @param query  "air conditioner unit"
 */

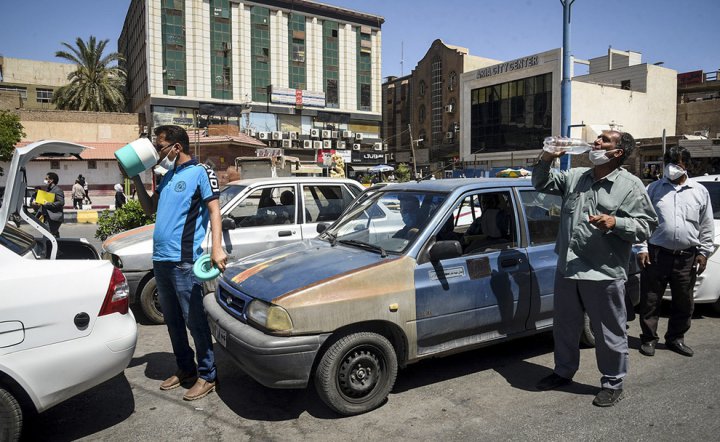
xmin=372 ymin=142 xmax=383 ymax=151
xmin=245 ymin=128 xmax=256 ymax=137
xmin=322 ymin=130 xmax=331 ymax=138
xmin=446 ymin=131 xmax=454 ymax=140
xmin=445 ymin=104 xmax=454 ymax=113
xmin=342 ymin=130 xmax=353 ymax=138
xmin=313 ymin=140 xmax=322 ymax=149
xmin=303 ymin=140 xmax=313 ymax=149
xmin=337 ymin=141 xmax=346 ymax=149
xmin=331 ymin=131 xmax=339 ymax=139
xmin=322 ymin=140 xmax=332 ymax=149
xmin=355 ymin=133 xmax=364 ymax=141
xmin=289 ymin=131 xmax=298 ymax=140
xmin=282 ymin=139 xmax=292 ymax=148
xmin=352 ymin=143 xmax=361 ymax=150
xmin=310 ymin=128 xmax=320 ymax=138
xmin=272 ymin=131 xmax=283 ymax=140
xmin=258 ymin=132 xmax=270 ymax=140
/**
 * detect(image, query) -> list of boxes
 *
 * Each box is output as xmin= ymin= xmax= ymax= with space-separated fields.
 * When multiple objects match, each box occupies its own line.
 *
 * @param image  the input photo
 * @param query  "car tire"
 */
xmin=315 ymin=332 xmax=398 ymax=416
xmin=710 ymin=298 xmax=720 ymax=315
xmin=139 ymin=277 xmax=165 ymax=325
xmin=0 ymin=387 xmax=22 ymax=442
xmin=579 ymin=313 xmax=596 ymax=348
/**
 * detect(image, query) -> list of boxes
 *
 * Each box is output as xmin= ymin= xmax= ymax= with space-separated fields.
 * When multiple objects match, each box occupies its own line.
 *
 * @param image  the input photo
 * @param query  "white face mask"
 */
xmin=43 ymin=179 xmax=50 ymax=186
xmin=588 ymin=149 xmax=618 ymax=166
xmin=664 ymin=163 xmax=686 ymax=181
xmin=159 ymin=148 xmax=177 ymax=171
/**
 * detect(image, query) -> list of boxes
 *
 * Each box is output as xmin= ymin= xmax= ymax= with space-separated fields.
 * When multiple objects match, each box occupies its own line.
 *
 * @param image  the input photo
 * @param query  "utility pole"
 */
xmin=408 ymin=124 xmax=418 ymax=178
xmin=559 ymin=0 xmax=576 ymax=170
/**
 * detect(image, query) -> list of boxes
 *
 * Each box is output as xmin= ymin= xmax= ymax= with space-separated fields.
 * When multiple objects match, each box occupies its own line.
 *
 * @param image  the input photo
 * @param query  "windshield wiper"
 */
xmin=324 ymin=232 xmax=338 ymax=246
xmin=338 ymin=239 xmax=387 ymax=257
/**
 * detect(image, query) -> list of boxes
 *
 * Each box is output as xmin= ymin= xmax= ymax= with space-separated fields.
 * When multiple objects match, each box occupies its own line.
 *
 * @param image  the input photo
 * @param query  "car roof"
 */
xmin=225 ymin=176 xmax=363 ymax=187
xmin=371 ymin=177 xmax=534 ymax=193
xmin=691 ymin=174 xmax=720 ymax=183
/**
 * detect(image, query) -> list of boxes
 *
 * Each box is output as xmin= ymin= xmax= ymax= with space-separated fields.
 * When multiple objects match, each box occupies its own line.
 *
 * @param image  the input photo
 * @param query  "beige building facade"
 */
xmin=0 ymin=57 xmax=76 ymax=110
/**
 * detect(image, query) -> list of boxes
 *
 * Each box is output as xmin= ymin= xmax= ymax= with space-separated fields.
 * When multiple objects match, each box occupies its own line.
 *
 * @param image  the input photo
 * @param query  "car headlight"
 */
xmin=246 ymin=299 xmax=293 ymax=333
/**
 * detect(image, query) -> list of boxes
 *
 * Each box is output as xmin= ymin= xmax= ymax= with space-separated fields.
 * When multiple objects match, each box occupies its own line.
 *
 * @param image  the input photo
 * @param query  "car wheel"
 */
xmin=0 ymin=387 xmax=22 ymax=442
xmin=315 ymin=332 xmax=398 ymax=416
xmin=139 ymin=277 xmax=165 ymax=325
xmin=579 ymin=312 xmax=596 ymax=348
xmin=710 ymin=298 xmax=720 ymax=315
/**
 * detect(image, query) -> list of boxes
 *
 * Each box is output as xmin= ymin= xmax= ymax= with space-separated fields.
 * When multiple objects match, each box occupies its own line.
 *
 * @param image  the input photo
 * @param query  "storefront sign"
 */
xmin=317 ymin=149 xmax=351 ymax=165
xmin=256 ymin=148 xmax=283 ymax=157
xmin=271 ymin=86 xmax=326 ymax=108
xmin=352 ymin=151 xmax=384 ymax=164
xmin=475 ymin=55 xmax=539 ymax=79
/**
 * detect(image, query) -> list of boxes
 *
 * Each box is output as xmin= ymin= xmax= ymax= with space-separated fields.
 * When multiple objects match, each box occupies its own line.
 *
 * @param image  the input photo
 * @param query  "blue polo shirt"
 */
xmin=152 ymin=159 xmax=220 ymax=262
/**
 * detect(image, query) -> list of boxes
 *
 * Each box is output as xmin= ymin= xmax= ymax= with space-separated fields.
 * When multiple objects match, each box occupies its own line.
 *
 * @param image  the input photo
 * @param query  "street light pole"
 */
xmin=408 ymin=124 xmax=418 ymax=178
xmin=560 ymin=0 xmax=576 ymax=170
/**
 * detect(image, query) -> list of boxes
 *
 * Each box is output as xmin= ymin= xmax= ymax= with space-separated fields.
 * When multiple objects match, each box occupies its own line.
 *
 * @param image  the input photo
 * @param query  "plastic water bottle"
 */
xmin=543 ymin=136 xmax=592 ymax=155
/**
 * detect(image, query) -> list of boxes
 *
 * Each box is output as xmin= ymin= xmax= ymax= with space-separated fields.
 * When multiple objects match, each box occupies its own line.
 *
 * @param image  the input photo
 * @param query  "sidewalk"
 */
xmin=63 ymin=192 xmax=119 ymax=223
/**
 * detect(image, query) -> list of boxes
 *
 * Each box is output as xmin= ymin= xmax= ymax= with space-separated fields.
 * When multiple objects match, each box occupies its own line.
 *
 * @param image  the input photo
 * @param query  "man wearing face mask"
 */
xmin=532 ymin=130 xmax=658 ymax=407
xmin=394 ymin=194 xmax=422 ymax=240
xmin=636 ymin=147 xmax=714 ymax=358
xmin=131 ymin=125 xmax=227 ymax=401
xmin=33 ymin=172 xmax=65 ymax=237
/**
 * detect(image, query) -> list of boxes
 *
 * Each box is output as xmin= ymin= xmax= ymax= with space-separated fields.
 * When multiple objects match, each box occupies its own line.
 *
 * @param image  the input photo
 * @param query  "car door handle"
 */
xmin=278 ymin=230 xmax=293 ymax=237
xmin=501 ymin=258 xmax=522 ymax=268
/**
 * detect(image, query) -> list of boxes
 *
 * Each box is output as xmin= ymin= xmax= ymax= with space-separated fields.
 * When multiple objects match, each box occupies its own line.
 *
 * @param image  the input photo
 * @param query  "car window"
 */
xmin=1 ymin=222 xmax=36 ymax=256
xmin=228 ymin=185 xmax=295 ymax=227
xmin=698 ymin=181 xmax=720 ymax=219
xmin=303 ymin=185 xmax=356 ymax=223
xmin=219 ymin=184 xmax=246 ymax=208
xmin=519 ymin=189 xmax=562 ymax=245
xmin=449 ymin=190 xmax=517 ymax=254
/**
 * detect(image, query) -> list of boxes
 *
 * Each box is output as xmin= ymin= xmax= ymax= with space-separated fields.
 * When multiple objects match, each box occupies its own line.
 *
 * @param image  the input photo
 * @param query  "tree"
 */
xmin=52 ymin=36 xmax=127 ymax=112
xmin=395 ymin=163 xmax=412 ymax=182
xmin=0 ymin=111 xmax=25 ymax=176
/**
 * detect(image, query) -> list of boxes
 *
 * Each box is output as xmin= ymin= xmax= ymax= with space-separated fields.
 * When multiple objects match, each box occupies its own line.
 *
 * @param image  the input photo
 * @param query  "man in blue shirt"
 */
xmin=637 ymin=146 xmax=714 ymax=357
xmin=132 ymin=125 xmax=227 ymax=401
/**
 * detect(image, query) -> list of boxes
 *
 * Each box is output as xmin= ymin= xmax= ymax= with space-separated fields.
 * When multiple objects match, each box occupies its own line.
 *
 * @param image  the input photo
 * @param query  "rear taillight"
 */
xmin=99 ymin=267 xmax=130 ymax=316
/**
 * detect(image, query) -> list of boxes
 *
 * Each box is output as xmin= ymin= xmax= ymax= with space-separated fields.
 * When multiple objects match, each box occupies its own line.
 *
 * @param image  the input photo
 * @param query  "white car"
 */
xmin=0 ymin=141 xmax=137 ymax=441
xmin=664 ymin=175 xmax=720 ymax=313
xmin=101 ymin=176 xmax=364 ymax=324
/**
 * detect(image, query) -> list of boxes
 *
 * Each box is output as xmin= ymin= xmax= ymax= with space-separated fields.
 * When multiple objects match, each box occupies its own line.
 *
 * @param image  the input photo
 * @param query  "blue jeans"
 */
xmin=154 ymin=261 xmax=216 ymax=382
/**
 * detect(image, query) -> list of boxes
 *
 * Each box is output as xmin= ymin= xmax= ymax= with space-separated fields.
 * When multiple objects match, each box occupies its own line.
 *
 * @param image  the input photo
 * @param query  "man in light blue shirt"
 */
xmin=532 ymin=130 xmax=657 ymax=407
xmin=637 ymin=146 xmax=714 ymax=358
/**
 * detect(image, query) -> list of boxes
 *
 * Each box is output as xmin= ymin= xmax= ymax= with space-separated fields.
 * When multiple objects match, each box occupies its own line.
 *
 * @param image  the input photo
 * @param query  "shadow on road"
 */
xmin=22 ymin=374 xmax=135 ymax=441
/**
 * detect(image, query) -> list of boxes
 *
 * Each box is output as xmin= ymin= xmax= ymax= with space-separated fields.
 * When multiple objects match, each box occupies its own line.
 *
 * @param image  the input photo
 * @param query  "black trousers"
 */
xmin=639 ymin=245 xmax=696 ymax=343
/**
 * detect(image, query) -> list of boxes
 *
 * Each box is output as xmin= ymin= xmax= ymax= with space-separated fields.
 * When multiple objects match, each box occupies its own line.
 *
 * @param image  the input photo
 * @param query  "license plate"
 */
xmin=210 ymin=321 xmax=227 ymax=347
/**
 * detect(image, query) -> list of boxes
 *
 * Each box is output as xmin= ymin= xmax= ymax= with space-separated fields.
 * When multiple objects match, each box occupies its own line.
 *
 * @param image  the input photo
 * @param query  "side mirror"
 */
xmin=221 ymin=216 xmax=236 ymax=231
xmin=316 ymin=223 xmax=328 ymax=234
xmin=429 ymin=240 xmax=462 ymax=262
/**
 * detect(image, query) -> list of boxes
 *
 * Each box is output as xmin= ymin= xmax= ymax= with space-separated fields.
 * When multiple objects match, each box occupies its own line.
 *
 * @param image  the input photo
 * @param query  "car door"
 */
xmin=413 ymin=189 xmax=532 ymax=356
xmin=299 ymin=183 xmax=358 ymax=239
xmin=517 ymin=188 xmax=562 ymax=330
xmin=222 ymin=184 xmax=301 ymax=257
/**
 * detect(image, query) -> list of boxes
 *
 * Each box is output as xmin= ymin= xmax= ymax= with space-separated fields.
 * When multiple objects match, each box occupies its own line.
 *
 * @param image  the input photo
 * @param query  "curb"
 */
xmin=66 ymin=208 xmax=114 ymax=224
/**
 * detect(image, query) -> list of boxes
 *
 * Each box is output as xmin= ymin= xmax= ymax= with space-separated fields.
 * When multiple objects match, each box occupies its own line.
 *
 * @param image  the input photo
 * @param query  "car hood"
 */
xmin=0 ymin=140 xmax=91 ymax=234
xmin=223 ymin=239 xmax=394 ymax=302
xmin=102 ymin=224 xmax=155 ymax=255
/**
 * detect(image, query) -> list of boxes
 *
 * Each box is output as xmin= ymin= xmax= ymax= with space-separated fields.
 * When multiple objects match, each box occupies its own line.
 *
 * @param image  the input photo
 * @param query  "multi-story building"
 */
xmin=0 ymin=57 xmax=75 ymax=110
xmin=119 ymin=0 xmax=384 ymax=171
xmin=459 ymin=48 xmax=678 ymax=176
xmin=382 ymin=40 xmax=498 ymax=176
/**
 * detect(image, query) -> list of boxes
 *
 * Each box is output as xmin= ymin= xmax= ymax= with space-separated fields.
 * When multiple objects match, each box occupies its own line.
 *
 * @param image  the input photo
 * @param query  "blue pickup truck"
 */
xmin=204 ymin=178 xmax=640 ymax=415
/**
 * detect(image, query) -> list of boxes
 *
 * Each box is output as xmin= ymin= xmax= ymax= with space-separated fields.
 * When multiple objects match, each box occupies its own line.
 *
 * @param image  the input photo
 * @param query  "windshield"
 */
xmin=324 ymin=190 xmax=447 ymax=254
xmin=219 ymin=184 xmax=246 ymax=208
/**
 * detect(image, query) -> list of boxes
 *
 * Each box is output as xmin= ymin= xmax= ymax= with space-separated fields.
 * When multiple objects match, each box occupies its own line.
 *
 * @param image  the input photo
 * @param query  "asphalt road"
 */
xmin=23 ymin=224 xmax=720 ymax=441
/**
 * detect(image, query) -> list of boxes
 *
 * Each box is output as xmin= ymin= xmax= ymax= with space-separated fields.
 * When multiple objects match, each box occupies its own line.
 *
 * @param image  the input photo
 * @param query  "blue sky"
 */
xmin=1 ymin=0 xmax=717 ymax=78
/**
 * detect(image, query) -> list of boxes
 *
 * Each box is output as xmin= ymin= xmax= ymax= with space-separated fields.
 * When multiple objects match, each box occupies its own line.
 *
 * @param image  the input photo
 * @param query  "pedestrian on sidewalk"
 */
xmin=132 ymin=125 xmax=226 ymax=401
xmin=72 ymin=179 xmax=86 ymax=209
xmin=33 ymin=172 xmax=65 ymax=237
xmin=114 ymin=183 xmax=127 ymax=210
xmin=532 ymin=130 xmax=658 ymax=407
xmin=637 ymin=146 xmax=714 ymax=358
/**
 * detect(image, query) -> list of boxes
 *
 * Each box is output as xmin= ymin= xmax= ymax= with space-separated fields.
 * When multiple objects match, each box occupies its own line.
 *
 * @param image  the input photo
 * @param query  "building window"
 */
xmin=36 ymin=89 xmax=53 ymax=103
xmin=621 ymin=80 xmax=631 ymax=90
xmin=210 ymin=0 xmax=232 ymax=99
xmin=418 ymin=81 xmax=426 ymax=97
xmin=356 ymin=27 xmax=372 ymax=111
xmin=50 ymin=160 xmax=60 ymax=170
xmin=0 ymin=86 xmax=27 ymax=100
xmin=88 ymin=160 xmax=98 ymax=169
xmin=448 ymin=71 xmax=457 ymax=91
xmin=418 ymin=105 xmax=425 ymax=123
xmin=251 ymin=6 xmax=271 ymax=102
xmin=323 ymin=20 xmax=339 ymax=108
xmin=288 ymin=14 xmax=306 ymax=90
xmin=470 ymin=72 xmax=553 ymax=154
xmin=430 ymin=56 xmax=443 ymax=147
xmin=161 ymin=0 xmax=187 ymax=96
